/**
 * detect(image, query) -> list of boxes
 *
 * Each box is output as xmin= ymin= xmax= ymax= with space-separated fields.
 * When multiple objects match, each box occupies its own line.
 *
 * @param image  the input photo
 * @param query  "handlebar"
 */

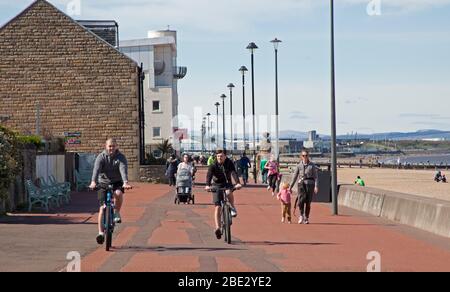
xmin=206 ymin=186 xmax=238 ymax=193
xmin=88 ymin=184 xmax=113 ymax=191
xmin=88 ymin=183 xmax=133 ymax=191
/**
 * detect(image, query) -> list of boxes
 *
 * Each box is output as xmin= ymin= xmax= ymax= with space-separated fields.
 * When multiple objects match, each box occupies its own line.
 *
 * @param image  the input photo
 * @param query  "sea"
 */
xmin=381 ymin=154 xmax=450 ymax=165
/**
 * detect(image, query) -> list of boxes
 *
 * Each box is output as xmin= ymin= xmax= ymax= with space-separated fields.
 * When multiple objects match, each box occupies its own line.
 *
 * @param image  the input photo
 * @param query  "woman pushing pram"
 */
xmin=175 ymin=153 xmax=196 ymax=204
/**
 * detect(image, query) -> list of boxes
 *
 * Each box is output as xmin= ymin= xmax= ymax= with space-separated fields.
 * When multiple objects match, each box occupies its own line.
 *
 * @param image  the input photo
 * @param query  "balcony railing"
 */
xmin=173 ymin=66 xmax=187 ymax=79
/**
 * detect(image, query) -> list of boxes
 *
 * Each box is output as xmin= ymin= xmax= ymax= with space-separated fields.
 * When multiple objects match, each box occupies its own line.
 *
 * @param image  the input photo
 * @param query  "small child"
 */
xmin=277 ymin=182 xmax=292 ymax=224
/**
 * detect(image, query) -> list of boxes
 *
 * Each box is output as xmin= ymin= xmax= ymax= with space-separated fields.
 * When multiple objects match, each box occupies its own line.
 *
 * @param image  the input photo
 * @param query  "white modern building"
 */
xmin=303 ymin=130 xmax=323 ymax=151
xmin=120 ymin=30 xmax=187 ymax=157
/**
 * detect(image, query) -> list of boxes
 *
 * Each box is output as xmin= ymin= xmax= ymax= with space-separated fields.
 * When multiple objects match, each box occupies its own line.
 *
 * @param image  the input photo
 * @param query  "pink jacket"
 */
xmin=266 ymin=161 xmax=278 ymax=176
xmin=277 ymin=189 xmax=292 ymax=205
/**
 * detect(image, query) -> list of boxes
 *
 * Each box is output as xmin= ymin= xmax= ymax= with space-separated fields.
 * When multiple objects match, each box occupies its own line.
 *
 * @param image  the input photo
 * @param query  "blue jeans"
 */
xmin=261 ymin=169 xmax=268 ymax=184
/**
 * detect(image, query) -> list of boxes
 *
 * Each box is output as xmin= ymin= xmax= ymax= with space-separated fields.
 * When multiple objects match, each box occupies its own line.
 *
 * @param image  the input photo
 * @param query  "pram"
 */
xmin=174 ymin=167 xmax=195 ymax=204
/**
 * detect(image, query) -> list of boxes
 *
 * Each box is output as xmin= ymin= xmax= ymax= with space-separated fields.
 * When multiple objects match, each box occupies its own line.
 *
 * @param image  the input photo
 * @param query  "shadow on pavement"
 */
xmin=310 ymin=222 xmax=397 ymax=227
xmin=235 ymin=241 xmax=338 ymax=246
xmin=0 ymin=192 xmax=98 ymax=225
xmin=194 ymin=183 xmax=267 ymax=189
xmin=0 ymin=216 xmax=96 ymax=225
xmin=114 ymin=245 xmax=245 ymax=253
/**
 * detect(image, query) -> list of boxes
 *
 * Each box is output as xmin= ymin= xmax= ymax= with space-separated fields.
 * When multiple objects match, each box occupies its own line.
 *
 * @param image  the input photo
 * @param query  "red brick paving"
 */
xmin=149 ymin=220 xmax=193 ymax=245
xmin=81 ymin=226 xmax=139 ymax=272
xmin=75 ymin=171 xmax=450 ymax=272
xmin=121 ymin=253 xmax=200 ymax=272
xmin=216 ymin=257 xmax=254 ymax=272
xmin=3 ymin=170 xmax=449 ymax=272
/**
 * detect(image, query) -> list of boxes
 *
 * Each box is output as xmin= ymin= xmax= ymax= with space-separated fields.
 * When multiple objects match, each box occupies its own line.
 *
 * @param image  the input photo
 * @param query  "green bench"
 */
xmin=75 ymin=170 xmax=92 ymax=191
xmin=39 ymin=176 xmax=71 ymax=205
xmin=25 ymin=180 xmax=60 ymax=212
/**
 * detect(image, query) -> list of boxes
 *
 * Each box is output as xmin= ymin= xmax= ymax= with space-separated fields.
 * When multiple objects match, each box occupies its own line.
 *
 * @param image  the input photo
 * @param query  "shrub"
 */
xmin=0 ymin=126 xmax=21 ymax=202
xmin=145 ymin=153 xmax=166 ymax=165
xmin=17 ymin=135 xmax=42 ymax=149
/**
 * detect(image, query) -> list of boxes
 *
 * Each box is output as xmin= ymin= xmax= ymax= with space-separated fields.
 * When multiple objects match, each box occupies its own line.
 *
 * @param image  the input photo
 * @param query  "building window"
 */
xmin=153 ymin=127 xmax=161 ymax=138
xmin=152 ymin=100 xmax=161 ymax=112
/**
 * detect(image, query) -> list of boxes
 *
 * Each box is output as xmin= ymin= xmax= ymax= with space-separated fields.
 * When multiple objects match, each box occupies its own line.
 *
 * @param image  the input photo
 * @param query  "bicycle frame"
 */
xmin=210 ymin=187 xmax=235 ymax=244
xmin=102 ymin=185 xmax=115 ymax=251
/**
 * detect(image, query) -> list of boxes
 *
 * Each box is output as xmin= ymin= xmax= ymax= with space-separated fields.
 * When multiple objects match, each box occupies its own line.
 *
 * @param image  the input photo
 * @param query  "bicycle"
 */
xmin=97 ymin=184 xmax=116 ymax=252
xmin=208 ymin=186 xmax=237 ymax=244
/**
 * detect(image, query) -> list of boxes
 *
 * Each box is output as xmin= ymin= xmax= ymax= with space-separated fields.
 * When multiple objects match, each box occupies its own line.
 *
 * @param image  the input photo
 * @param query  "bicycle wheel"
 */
xmin=223 ymin=204 xmax=232 ymax=244
xmin=105 ymin=205 xmax=113 ymax=251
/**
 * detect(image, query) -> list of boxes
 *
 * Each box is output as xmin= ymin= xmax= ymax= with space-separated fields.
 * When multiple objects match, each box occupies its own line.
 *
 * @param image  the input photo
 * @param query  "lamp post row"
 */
xmin=205 ymin=5 xmax=338 ymax=216
xmin=208 ymin=40 xmax=279 ymax=177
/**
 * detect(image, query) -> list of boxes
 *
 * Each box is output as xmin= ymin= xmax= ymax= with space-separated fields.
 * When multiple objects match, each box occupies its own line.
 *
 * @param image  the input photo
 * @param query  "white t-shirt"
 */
xmin=178 ymin=162 xmax=193 ymax=174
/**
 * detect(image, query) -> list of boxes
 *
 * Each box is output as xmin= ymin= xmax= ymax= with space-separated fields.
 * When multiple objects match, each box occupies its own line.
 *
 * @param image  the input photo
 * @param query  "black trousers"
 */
xmin=268 ymin=174 xmax=278 ymax=192
xmin=168 ymin=174 xmax=176 ymax=186
xmin=298 ymin=183 xmax=314 ymax=218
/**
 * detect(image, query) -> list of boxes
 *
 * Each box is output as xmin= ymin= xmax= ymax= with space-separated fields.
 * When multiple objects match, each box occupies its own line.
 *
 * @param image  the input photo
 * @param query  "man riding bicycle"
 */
xmin=205 ymin=150 xmax=242 ymax=239
xmin=89 ymin=138 xmax=132 ymax=245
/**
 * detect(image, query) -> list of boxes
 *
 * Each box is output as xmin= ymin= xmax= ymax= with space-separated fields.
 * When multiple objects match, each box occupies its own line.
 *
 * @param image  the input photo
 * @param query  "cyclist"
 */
xmin=205 ymin=149 xmax=242 ymax=239
xmin=89 ymin=138 xmax=132 ymax=245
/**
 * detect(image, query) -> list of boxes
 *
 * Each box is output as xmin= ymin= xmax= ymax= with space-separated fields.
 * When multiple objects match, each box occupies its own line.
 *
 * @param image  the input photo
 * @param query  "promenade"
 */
xmin=1 ymin=170 xmax=450 ymax=272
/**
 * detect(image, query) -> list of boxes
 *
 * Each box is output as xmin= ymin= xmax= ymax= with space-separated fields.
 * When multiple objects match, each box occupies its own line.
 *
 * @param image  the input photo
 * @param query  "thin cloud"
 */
xmin=344 ymin=97 xmax=368 ymax=105
xmin=400 ymin=113 xmax=450 ymax=120
xmin=342 ymin=0 xmax=450 ymax=12
xmin=31 ymin=0 xmax=450 ymax=36
xmin=399 ymin=113 xmax=440 ymax=118
xmin=47 ymin=0 xmax=316 ymax=35
xmin=4 ymin=1 xmax=450 ymax=39
xmin=289 ymin=111 xmax=309 ymax=120
xmin=412 ymin=121 xmax=450 ymax=128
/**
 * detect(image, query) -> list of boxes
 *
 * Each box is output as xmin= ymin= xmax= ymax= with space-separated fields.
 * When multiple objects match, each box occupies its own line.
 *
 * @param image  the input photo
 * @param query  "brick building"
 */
xmin=0 ymin=0 xmax=145 ymax=180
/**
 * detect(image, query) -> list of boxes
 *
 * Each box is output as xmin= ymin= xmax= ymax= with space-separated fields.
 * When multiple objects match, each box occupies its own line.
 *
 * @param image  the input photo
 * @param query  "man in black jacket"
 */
xmin=205 ymin=150 xmax=242 ymax=239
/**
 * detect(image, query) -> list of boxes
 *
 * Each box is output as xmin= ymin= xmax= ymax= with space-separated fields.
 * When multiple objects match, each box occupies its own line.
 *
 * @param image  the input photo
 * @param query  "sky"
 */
xmin=1 ymin=0 xmax=450 ymax=135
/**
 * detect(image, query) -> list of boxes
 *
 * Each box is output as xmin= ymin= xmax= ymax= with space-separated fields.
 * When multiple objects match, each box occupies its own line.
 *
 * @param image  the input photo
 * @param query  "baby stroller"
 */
xmin=174 ymin=167 xmax=195 ymax=204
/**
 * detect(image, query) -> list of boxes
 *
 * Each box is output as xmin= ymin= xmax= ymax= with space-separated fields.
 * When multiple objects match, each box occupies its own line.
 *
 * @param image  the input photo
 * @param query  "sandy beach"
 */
xmin=337 ymin=167 xmax=450 ymax=202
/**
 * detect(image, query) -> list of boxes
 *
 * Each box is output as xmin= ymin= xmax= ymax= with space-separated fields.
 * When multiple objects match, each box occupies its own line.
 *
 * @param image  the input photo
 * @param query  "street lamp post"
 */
xmin=210 ymin=121 xmax=214 ymax=150
xmin=247 ymin=42 xmax=258 ymax=184
xmin=201 ymin=117 xmax=206 ymax=153
xmin=206 ymin=113 xmax=211 ymax=151
xmin=215 ymin=102 xmax=220 ymax=151
xmin=239 ymin=66 xmax=248 ymax=152
xmin=227 ymin=83 xmax=235 ymax=152
xmin=271 ymin=38 xmax=282 ymax=164
xmin=330 ymin=0 xmax=338 ymax=215
xmin=220 ymin=94 xmax=227 ymax=150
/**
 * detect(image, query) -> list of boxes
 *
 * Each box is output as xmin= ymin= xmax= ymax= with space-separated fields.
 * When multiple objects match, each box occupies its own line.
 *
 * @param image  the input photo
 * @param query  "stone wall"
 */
xmin=0 ymin=0 xmax=141 ymax=180
xmin=339 ymin=185 xmax=450 ymax=238
xmin=139 ymin=165 xmax=168 ymax=184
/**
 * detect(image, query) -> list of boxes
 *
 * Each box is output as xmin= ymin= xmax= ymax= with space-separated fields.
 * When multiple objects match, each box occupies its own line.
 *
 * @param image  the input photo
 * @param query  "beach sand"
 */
xmin=337 ymin=167 xmax=450 ymax=202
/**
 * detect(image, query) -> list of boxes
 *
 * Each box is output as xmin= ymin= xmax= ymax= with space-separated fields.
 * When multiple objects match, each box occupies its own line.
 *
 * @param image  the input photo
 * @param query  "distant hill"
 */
xmin=279 ymin=130 xmax=309 ymax=140
xmin=192 ymin=129 xmax=450 ymax=141
xmin=337 ymin=130 xmax=450 ymax=141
